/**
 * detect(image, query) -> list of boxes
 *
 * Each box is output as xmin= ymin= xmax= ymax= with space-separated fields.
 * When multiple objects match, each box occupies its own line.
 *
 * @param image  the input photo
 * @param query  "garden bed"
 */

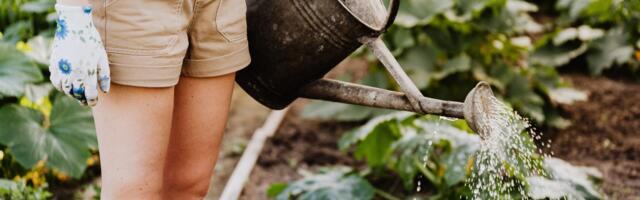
xmin=238 ymin=74 xmax=640 ymax=199
xmin=547 ymin=74 xmax=640 ymax=199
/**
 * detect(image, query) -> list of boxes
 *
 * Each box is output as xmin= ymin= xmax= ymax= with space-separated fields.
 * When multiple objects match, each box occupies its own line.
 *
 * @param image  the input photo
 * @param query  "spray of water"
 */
xmin=465 ymin=93 xmax=549 ymax=199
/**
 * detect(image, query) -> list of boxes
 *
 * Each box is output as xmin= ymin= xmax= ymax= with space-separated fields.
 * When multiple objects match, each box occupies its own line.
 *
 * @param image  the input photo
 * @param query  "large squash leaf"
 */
xmin=272 ymin=168 xmax=375 ymax=200
xmin=0 ymin=95 xmax=96 ymax=178
xmin=0 ymin=42 xmax=43 ymax=98
xmin=586 ymin=27 xmax=634 ymax=75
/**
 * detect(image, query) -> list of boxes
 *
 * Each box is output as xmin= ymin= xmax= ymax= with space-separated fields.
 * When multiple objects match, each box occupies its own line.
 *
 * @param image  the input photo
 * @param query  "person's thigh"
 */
xmin=163 ymin=73 xmax=236 ymax=199
xmin=92 ymin=83 xmax=175 ymax=199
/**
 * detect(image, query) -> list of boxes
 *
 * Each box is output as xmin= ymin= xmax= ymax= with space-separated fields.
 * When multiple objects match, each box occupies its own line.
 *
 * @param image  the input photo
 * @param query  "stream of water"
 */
xmin=465 ymin=93 xmax=549 ymax=199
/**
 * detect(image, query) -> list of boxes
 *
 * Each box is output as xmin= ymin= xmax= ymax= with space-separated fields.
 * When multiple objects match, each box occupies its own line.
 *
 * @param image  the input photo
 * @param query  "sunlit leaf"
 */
xmin=543 ymin=157 xmax=604 ymax=199
xmin=586 ymin=27 xmax=634 ymax=74
xmin=0 ymin=95 xmax=96 ymax=178
xmin=273 ymin=168 xmax=375 ymax=200
xmin=0 ymin=42 xmax=42 ymax=98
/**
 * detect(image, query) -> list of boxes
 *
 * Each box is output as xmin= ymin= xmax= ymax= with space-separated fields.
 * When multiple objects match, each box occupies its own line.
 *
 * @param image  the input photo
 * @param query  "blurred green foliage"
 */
xmin=270 ymin=113 xmax=605 ymax=199
xmin=303 ymin=0 xmax=639 ymax=128
xmin=1 ymin=0 xmax=98 ymax=198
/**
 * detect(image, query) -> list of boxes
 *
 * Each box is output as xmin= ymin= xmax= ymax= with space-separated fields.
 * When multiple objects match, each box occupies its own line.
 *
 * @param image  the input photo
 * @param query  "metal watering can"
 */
xmin=236 ymin=0 xmax=495 ymax=133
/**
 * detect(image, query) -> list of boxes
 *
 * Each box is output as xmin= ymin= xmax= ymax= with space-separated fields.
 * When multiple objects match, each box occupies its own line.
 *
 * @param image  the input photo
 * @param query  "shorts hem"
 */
xmin=109 ymin=63 xmax=182 ymax=88
xmin=182 ymin=45 xmax=251 ymax=77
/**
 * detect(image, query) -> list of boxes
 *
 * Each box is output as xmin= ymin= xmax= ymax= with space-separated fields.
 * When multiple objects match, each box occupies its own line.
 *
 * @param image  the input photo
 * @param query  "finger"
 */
xmin=71 ymin=79 xmax=88 ymax=106
xmin=48 ymin=59 xmax=63 ymax=91
xmin=84 ymin=72 xmax=99 ymax=107
xmin=62 ymin=78 xmax=73 ymax=96
xmin=97 ymin=50 xmax=111 ymax=93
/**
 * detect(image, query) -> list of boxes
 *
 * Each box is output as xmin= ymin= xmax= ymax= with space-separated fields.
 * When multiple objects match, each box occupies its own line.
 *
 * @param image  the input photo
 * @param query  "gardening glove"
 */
xmin=49 ymin=4 xmax=110 ymax=106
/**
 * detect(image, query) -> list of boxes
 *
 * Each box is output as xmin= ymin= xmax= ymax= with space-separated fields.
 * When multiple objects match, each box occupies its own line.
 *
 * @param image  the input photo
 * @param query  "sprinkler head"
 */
xmin=463 ymin=81 xmax=495 ymax=138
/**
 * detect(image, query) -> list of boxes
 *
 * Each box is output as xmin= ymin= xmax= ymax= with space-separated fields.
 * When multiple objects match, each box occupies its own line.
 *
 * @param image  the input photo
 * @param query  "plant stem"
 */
xmin=374 ymin=188 xmax=401 ymax=200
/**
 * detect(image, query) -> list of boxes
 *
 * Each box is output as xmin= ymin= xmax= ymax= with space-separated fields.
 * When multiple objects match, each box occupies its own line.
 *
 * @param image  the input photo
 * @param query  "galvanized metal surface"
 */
xmin=236 ymin=0 xmax=399 ymax=109
xmin=300 ymin=79 xmax=466 ymax=118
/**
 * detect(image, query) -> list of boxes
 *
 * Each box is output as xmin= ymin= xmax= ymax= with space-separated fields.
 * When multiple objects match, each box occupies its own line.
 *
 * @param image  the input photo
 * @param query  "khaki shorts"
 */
xmin=89 ymin=0 xmax=251 ymax=87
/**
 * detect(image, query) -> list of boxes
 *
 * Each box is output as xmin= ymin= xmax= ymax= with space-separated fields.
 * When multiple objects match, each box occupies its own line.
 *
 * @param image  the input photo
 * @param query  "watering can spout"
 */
xmin=463 ymin=81 xmax=496 ymax=136
xmin=299 ymin=79 xmax=465 ymax=118
xmin=300 ymin=79 xmax=497 ymax=134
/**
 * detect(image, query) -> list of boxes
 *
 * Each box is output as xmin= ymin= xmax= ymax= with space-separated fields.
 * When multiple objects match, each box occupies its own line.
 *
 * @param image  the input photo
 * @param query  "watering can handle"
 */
xmin=382 ymin=0 xmax=400 ymax=31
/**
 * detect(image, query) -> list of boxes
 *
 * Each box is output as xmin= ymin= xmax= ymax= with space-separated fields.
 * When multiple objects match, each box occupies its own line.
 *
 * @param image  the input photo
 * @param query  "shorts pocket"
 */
xmin=104 ymin=0 xmax=180 ymax=55
xmin=216 ymin=0 xmax=248 ymax=42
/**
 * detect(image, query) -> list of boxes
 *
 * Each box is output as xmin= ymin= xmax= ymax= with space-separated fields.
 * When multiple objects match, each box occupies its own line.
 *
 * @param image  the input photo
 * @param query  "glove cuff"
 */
xmin=55 ymin=4 xmax=94 ymax=15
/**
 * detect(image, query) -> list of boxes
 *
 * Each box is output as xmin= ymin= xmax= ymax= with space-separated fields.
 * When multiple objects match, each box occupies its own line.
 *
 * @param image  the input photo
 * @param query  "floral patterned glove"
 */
xmin=49 ymin=4 xmax=110 ymax=106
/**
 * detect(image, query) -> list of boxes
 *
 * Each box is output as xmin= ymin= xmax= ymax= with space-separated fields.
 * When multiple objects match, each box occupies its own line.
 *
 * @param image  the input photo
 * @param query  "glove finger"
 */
xmin=97 ymin=50 xmax=111 ymax=93
xmin=84 ymin=72 xmax=99 ymax=107
xmin=48 ymin=58 xmax=64 ymax=92
xmin=71 ymin=79 xmax=88 ymax=106
xmin=62 ymin=78 xmax=73 ymax=97
xmin=49 ymin=71 xmax=63 ymax=92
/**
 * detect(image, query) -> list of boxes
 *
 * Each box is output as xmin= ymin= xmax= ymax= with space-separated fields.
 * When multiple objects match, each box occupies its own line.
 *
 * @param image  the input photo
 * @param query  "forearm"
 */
xmin=57 ymin=0 xmax=90 ymax=6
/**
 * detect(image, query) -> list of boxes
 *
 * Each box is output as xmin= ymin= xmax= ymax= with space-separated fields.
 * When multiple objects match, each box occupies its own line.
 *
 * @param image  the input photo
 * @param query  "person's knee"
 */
xmin=163 ymin=168 xmax=213 ymax=198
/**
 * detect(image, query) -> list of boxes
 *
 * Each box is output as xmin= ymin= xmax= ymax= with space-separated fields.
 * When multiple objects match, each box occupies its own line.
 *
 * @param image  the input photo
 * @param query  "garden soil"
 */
xmin=547 ymin=74 xmax=640 ymax=200
xmin=237 ymin=74 xmax=640 ymax=200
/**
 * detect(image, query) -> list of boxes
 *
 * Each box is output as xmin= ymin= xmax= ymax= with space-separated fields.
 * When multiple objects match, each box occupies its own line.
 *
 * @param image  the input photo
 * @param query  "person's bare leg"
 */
xmin=92 ymin=84 xmax=175 ymax=199
xmin=163 ymin=73 xmax=236 ymax=199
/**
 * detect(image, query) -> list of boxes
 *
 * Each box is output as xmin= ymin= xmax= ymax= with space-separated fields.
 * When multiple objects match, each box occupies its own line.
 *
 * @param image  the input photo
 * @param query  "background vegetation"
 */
xmin=1 ymin=0 xmax=100 ymax=198
xmin=291 ymin=0 xmax=638 ymax=199
xmin=0 ymin=0 xmax=637 ymax=199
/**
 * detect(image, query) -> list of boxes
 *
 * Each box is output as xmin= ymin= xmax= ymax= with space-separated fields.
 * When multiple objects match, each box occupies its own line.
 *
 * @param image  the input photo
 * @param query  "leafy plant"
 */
xmin=531 ymin=0 xmax=640 ymax=75
xmin=269 ymin=167 xmax=375 ymax=200
xmin=0 ymin=0 xmax=97 ymax=195
xmin=0 ymin=94 xmax=97 ymax=178
xmin=1 ymin=0 xmax=56 ymax=43
xmin=303 ymin=0 xmax=590 ymax=128
xmin=270 ymin=112 xmax=605 ymax=199
xmin=0 ymin=178 xmax=52 ymax=200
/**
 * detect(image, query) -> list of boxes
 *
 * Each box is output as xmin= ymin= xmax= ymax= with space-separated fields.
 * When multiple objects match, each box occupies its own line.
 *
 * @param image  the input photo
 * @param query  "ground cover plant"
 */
xmin=268 ymin=113 xmax=605 ymax=199
xmin=289 ymin=0 xmax=638 ymax=199
xmin=304 ymin=0 xmax=639 ymax=128
xmin=0 ymin=0 xmax=100 ymax=198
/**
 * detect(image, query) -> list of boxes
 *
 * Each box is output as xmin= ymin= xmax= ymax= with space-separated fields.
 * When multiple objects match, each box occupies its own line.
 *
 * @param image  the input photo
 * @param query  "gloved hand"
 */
xmin=49 ymin=4 xmax=110 ymax=106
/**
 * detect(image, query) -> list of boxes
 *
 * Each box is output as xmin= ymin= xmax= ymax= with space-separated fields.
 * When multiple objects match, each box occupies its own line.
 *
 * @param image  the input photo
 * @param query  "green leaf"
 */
xmin=426 ymin=121 xmax=481 ymax=186
xmin=0 ymin=42 xmax=43 ymax=98
xmin=267 ymin=183 xmax=288 ymax=198
xmin=2 ymin=21 xmax=33 ymax=44
xmin=274 ymin=168 xmax=374 ymax=200
xmin=390 ymin=28 xmax=415 ymax=51
xmin=338 ymin=112 xmax=413 ymax=151
xmin=543 ymin=157 xmax=604 ymax=199
xmin=24 ymin=35 xmax=52 ymax=66
xmin=390 ymin=131 xmax=434 ymax=189
xmin=353 ymin=122 xmax=400 ymax=167
xmin=396 ymin=44 xmax=439 ymax=88
xmin=301 ymin=101 xmax=390 ymax=121
xmin=530 ymin=43 xmax=589 ymax=67
xmin=0 ymin=95 xmax=96 ymax=178
xmin=394 ymin=0 xmax=454 ymax=27
xmin=527 ymin=176 xmax=584 ymax=200
xmin=20 ymin=1 xmax=54 ymax=13
xmin=586 ymin=27 xmax=634 ymax=75
xmin=24 ymin=83 xmax=52 ymax=103
xmin=547 ymin=87 xmax=588 ymax=105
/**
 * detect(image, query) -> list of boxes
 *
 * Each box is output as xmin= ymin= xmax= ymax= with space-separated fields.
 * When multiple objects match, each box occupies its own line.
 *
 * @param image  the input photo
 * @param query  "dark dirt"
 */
xmin=239 ymin=103 xmax=363 ymax=200
xmin=547 ymin=74 xmax=640 ymax=200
